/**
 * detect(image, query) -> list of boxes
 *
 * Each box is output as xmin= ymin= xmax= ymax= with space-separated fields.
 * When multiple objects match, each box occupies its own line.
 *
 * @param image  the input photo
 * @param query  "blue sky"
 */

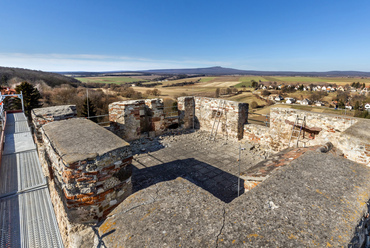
xmin=0 ymin=0 xmax=369 ymax=72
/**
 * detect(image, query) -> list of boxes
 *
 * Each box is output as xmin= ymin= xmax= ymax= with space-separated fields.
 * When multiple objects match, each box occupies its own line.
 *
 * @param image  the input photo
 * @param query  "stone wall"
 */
xmin=178 ymin=96 xmax=195 ymax=129
xmin=193 ymin=97 xmax=248 ymax=140
xmin=40 ymin=118 xmax=133 ymax=246
xmin=243 ymin=124 xmax=272 ymax=150
xmin=109 ymin=98 xmax=178 ymax=140
xmin=269 ymin=108 xmax=358 ymax=149
xmin=31 ymin=105 xmax=77 ymax=141
xmin=242 ymin=107 xmax=370 ymax=166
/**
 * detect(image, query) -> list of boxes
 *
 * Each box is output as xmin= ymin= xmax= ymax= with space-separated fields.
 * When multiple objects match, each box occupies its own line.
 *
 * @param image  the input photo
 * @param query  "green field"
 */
xmin=234 ymin=81 xmax=252 ymax=88
xmin=199 ymin=77 xmax=216 ymax=82
xmin=75 ymin=76 xmax=146 ymax=84
xmin=75 ymin=75 xmax=370 ymax=86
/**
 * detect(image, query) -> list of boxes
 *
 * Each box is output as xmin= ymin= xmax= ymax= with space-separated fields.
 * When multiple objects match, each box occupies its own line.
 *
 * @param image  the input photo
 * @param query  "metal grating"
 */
xmin=0 ymin=112 xmax=64 ymax=248
xmin=0 ymin=195 xmax=21 ymax=248
xmin=5 ymin=121 xmax=30 ymax=135
xmin=19 ymin=187 xmax=64 ymax=248
xmin=18 ymin=150 xmax=46 ymax=190
xmin=6 ymin=113 xmax=27 ymax=122
xmin=3 ymin=133 xmax=36 ymax=155
xmin=0 ymin=154 xmax=18 ymax=196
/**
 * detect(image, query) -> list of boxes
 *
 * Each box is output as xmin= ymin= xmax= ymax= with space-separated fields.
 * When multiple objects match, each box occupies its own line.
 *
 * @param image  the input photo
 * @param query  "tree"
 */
xmin=251 ymin=80 xmax=258 ymax=88
xmin=15 ymin=82 xmax=42 ymax=118
xmin=215 ymin=88 xmax=220 ymax=97
xmin=1 ymin=75 xmax=8 ymax=86
xmin=250 ymin=101 xmax=258 ymax=109
xmin=152 ymin=88 xmax=161 ymax=96
xmin=261 ymin=90 xmax=270 ymax=96
xmin=81 ymin=97 xmax=97 ymax=123
xmin=354 ymin=101 xmax=360 ymax=110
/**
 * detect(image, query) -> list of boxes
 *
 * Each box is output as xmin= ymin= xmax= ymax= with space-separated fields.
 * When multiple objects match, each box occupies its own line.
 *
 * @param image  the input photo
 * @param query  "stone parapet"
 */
xmin=178 ymin=96 xmax=195 ymax=129
xmin=194 ymin=97 xmax=248 ymax=140
xmin=109 ymin=98 xmax=178 ymax=140
xmin=31 ymin=105 xmax=77 ymax=141
xmin=41 ymin=118 xmax=132 ymax=224
xmin=242 ymin=107 xmax=370 ymax=166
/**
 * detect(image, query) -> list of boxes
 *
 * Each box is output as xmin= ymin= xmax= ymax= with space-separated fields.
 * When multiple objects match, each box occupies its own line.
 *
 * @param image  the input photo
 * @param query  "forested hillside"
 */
xmin=0 ymin=66 xmax=81 ymax=87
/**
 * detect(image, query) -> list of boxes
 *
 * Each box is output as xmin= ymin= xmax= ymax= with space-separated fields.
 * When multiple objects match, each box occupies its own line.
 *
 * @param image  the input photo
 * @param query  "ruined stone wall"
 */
xmin=193 ymin=97 xmax=248 ymax=140
xmin=109 ymin=100 xmax=145 ymax=141
xmin=242 ymin=107 xmax=370 ymax=166
xmin=41 ymin=128 xmax=132 ymax=224
xmin=178 ymin=96 xmax=195 ymax=129
xmin=38 ymin=118 xmax=133 ymax=246
xmin=109 ymin=98 xmax=178 ymax=140
xmin=31 ymin=105 xmax=77 ymax=141
xmin=243 ymin=124 xmax=272 ymax=150
xmin=268 ymin=108 xmax=358 ymax=149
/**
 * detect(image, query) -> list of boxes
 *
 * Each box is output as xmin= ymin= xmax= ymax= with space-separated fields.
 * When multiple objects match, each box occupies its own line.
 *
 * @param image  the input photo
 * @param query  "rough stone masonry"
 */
xmin=31 ymin=105 xmax=77 ymax=141
xmin=40 ymin=118 xmax=132 ymax=246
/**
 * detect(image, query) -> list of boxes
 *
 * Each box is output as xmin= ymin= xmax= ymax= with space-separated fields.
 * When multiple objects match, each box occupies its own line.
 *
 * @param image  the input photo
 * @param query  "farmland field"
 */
xmin=75 ymin=75 xmax=370 ymax=87
xmin=76 ymin=76 xmax=147 ymax=84
xmin=75 ymin=74 xmax=368 ymax=120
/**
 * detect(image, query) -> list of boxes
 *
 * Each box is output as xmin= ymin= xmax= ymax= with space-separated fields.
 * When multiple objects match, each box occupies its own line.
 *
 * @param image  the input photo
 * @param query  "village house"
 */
xmin=300 ymin=98 xmax=311 ymax=105
xmin=345 ymin=102 xmax=353 ymax=110
xmin=274 ymin=95 xmax=284 ymax=101
xmin=338 ymin=86 xmax=345 ymax=91
xmin=285 ymin=98 xmax=296 ymax=104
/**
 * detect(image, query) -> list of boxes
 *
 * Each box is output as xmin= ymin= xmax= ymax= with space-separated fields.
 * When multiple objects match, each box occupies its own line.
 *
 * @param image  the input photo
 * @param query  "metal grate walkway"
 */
xmin=0 ymin=112 xmax=63 ymax=248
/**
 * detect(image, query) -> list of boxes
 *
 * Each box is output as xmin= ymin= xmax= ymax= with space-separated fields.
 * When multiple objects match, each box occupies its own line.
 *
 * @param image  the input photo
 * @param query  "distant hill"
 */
xmin=58 ymin=66 xmax=370 ymax=77
xmin=0 ymin=66 xmax=81 ymax=87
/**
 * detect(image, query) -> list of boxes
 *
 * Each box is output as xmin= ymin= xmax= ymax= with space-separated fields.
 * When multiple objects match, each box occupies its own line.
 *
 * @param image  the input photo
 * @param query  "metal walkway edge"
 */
xmin=0 ymin=112 xmax=64 ymax=248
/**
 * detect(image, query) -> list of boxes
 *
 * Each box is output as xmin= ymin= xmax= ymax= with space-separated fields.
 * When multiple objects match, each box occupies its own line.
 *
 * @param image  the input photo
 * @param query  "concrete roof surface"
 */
xmin=341 ymin=119 xmax=370 ymax=141
xmin=42 ymin=118 xmax=129 ymax=163
xmin=32 ymin=105 xmax=76 ymax=117
xmin=96 ymin=151 xmax=370 ymax=247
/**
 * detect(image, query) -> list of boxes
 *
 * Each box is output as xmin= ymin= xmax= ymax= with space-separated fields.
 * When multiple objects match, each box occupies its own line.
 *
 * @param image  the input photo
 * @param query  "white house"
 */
xmin=345 ymin=103 xmax=353 ymax=110
xmin=301 ymin=99 xmax=311 ymax=105
xmin=365 ymin=103 xmax=370 ymax=110
xmin=274 ymin=95 xmax=284 ymax=101
xmin=286 ymin=98 xmax=296 ymax=104
xmin=315 ymin=101 xmax=325 ymax=106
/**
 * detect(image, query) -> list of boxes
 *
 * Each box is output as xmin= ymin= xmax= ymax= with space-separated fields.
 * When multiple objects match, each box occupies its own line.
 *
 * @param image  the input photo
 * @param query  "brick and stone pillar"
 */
xmin=178 ymin=96 xmax=195 ymax=129
xmin=145 ymin=99 xmax=165 ymax=135
xmin=109 ymin=100 xmax=146 ymax=141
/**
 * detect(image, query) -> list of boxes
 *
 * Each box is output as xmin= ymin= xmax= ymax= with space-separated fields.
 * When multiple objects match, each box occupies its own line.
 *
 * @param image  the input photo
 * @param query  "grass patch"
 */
xmin=199 ymin=77 xmax=216 ymax=82
xmin=239 ymin=76 xmax=267 ymax=82
xmin=234 ymin=81 xmax=253 ymax=88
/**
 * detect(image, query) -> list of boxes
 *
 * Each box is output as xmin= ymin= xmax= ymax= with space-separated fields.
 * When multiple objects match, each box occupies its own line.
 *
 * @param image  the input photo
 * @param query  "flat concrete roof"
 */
xmin=42 ymin=118 xmax=129 ymax=163
xmin=93 ymin=144 xmax=370 ymax=247
xmin=32 ymin=105 xmax=76 ymax=117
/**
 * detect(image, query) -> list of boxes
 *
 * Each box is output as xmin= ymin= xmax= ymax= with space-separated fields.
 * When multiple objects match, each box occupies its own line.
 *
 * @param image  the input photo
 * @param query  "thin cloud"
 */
xmin=0 ymin=53 xmax=229 ymax=71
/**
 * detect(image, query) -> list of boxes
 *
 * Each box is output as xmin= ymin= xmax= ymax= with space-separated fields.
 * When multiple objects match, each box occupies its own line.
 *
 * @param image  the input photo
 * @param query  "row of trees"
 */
xmin=215 ymin=87 xmax=239 ymax=97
